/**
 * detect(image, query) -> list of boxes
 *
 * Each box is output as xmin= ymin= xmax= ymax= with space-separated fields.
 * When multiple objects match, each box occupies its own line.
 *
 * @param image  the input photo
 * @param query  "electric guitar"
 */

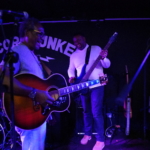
xmin=71 ymin=32 xmax=117 ymax=96
xmin=3 ymin=73 xmax=107 ymax=130
xmin=75 ymin=32 xmax=118 ymax=85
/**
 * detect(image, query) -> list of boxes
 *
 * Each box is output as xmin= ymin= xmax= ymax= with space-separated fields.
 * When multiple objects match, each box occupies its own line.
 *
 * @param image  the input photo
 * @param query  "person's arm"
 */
xmin=2 ymin=67 xmax=54 ymax=105
xmin=67 ymin=55 xmax=76 ymax=83
xmin=100 ymin=50 xmax=111 ymax=68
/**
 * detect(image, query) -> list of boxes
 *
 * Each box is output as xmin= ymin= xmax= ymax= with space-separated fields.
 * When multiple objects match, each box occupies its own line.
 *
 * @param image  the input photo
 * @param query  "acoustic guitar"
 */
xmin=3 ymin=73 xmax=107 ymax=130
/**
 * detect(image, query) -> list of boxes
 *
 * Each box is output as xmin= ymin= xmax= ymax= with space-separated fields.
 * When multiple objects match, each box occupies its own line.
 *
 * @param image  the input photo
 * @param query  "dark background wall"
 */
xmin=0 ymin=19 xmax=150 ymax=141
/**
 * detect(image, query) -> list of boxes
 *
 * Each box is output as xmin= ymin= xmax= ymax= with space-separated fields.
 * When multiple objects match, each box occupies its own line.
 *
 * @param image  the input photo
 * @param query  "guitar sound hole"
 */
xmin=49 ymin=88 xmax=59 ymax=101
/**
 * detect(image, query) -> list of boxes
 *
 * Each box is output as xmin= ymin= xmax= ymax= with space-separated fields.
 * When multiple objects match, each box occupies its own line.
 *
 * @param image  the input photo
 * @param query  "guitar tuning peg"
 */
xmin=104 ymin=74 xmax=107 ymax=77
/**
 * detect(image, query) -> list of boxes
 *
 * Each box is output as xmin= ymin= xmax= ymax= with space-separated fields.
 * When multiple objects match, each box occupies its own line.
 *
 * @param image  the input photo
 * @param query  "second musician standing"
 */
xmin=68 ymin=33 xmax=111 ymax=150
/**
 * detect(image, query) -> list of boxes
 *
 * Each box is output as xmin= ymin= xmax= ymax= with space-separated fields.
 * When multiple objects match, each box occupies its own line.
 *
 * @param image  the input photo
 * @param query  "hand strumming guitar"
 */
xmin=100 ymin=50 xmax=108 ymax=59
xmin=35 ymin=89 xmax=55 ymax=106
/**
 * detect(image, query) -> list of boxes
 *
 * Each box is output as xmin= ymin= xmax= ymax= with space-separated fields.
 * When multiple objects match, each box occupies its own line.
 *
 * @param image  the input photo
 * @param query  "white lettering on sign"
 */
xmin=55 ymin=39 xmax=67 ymax=53
xmin=12 ymin=36 xmax=20 ymax=48
xmin=46 ymin=36 xmax=57 ymax=50
xmin=0 ymin=36 xmax=76 ymax=61
xmin=64 ymin=43 xmax=76 ymax=57
xmin=3 ymin=39 xmax=10 ymax=51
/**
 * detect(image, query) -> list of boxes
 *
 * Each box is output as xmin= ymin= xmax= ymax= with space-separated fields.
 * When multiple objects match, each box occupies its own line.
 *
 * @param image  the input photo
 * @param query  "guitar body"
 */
xmin=72 ymin=64 xmax=89 ymax=97
xmin=75 ymin=64 xmax=87 ymax=84
xmin=2 ymin=73 xmax=70 ymax=130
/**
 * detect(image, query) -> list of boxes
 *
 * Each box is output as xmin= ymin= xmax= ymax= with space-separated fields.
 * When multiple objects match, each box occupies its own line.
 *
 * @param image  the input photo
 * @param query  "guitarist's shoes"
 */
xmin=80 ymin=135 xmax=91 ymax=145
xmin=92 ymin=141 xmax=105 ymax=150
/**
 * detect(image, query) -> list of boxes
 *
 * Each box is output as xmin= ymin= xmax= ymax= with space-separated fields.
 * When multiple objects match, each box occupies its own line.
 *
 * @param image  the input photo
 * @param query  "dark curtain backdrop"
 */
xmin=0 ymin=20 xmax=150 ymax=139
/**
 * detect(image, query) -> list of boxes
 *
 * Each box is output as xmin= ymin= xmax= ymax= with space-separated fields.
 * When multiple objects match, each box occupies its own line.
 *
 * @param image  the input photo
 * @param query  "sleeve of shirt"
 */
xmin=0 ymin=60 xmax=4 ymax=66
xmin=13 ymin=60 xmax=20 ymax=75
xmin=92 ymin=45 xmax=111 ymax=68
xmin=67 ymin=54 xmax=76 ymax=78
xmin=100 ymin=57 xmax=111 ymax=68
xmin=96 ymin=46 xmax=111 ymax=68
xmin=12 ymin=47 xmax=21 ymax=75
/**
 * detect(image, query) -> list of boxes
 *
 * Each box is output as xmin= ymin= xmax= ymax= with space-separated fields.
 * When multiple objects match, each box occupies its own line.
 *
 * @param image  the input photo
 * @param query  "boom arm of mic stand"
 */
xmin=117 ymin=50 xmax=150 ymax=103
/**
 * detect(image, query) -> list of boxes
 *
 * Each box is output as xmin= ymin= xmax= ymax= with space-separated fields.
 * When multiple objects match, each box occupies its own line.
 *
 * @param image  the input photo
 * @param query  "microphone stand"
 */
xmin=0 ymin=16 xmax=19 ymax=150
xmin=116 ymin=50 xmax=150 ymax=139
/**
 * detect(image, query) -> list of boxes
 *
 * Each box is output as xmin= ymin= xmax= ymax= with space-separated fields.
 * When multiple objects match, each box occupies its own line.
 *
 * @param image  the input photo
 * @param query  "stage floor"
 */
xmin=1 ymin=123 xmax=150 ymax=150
xmin=44 ymin=129 xmax=150 ymax=150
xmin=2 ymin=133 xmax=150 ymax=150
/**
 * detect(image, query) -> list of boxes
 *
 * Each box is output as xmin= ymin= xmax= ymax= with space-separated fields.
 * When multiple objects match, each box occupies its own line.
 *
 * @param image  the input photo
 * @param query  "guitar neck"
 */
xmin=103 ymin=42 xmax=112 ymax=50
xmin=81 ymin=44 xmax=110 ymax=82
xmin=81 ymin=55 xmax=102 ymax=82
xmin=58 ymin=79 xmax=105 ymax=96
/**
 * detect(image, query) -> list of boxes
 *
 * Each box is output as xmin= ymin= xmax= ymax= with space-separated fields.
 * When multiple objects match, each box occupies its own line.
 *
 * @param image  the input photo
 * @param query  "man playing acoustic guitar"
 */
xmin=1 ymin=18 xmax=54 ymax=150
xmin=68 ymin=33 xmax=111 ymax=150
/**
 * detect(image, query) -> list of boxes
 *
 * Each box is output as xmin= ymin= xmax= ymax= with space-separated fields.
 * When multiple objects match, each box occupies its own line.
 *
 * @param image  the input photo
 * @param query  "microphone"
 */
xmin=0 ymin=10 xmax=29 ymax=19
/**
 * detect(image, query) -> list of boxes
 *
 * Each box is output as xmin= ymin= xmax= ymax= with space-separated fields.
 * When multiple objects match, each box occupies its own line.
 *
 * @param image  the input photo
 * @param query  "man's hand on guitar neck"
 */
xmin=68 ymin=77 xmax=75 ymax=83
xmin=100 ymin=50 xmax=108 ymax=60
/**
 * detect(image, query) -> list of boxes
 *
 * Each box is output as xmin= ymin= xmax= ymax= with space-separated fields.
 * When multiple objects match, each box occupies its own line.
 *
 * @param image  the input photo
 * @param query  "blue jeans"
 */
xmin=81 ymin=86 xmax=104 ymax=142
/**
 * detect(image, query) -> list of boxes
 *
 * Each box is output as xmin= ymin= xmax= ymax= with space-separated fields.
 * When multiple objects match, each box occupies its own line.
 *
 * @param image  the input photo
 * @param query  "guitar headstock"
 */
xmin=108 ymin=32 xmax=118 ymax=43
xmin=99 ymin=74 xmax=108 ymax=84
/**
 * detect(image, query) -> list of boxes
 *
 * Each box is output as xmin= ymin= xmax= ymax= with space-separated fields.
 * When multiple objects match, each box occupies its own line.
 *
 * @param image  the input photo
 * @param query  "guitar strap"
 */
xmin=80 ymin=45 xmax=91 ymax=82
xmin=77 ymin=45 xmax=91 ymax=96
xmin=85 ymin=45 xmax=91 ymax=65
xmin=37 ymin=55 xmax=52 ymax=77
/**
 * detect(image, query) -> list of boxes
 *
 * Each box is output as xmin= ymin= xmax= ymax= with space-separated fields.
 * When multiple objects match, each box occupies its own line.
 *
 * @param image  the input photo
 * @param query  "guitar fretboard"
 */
xmin=59 ymin=79 xmax=101 ymax=96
